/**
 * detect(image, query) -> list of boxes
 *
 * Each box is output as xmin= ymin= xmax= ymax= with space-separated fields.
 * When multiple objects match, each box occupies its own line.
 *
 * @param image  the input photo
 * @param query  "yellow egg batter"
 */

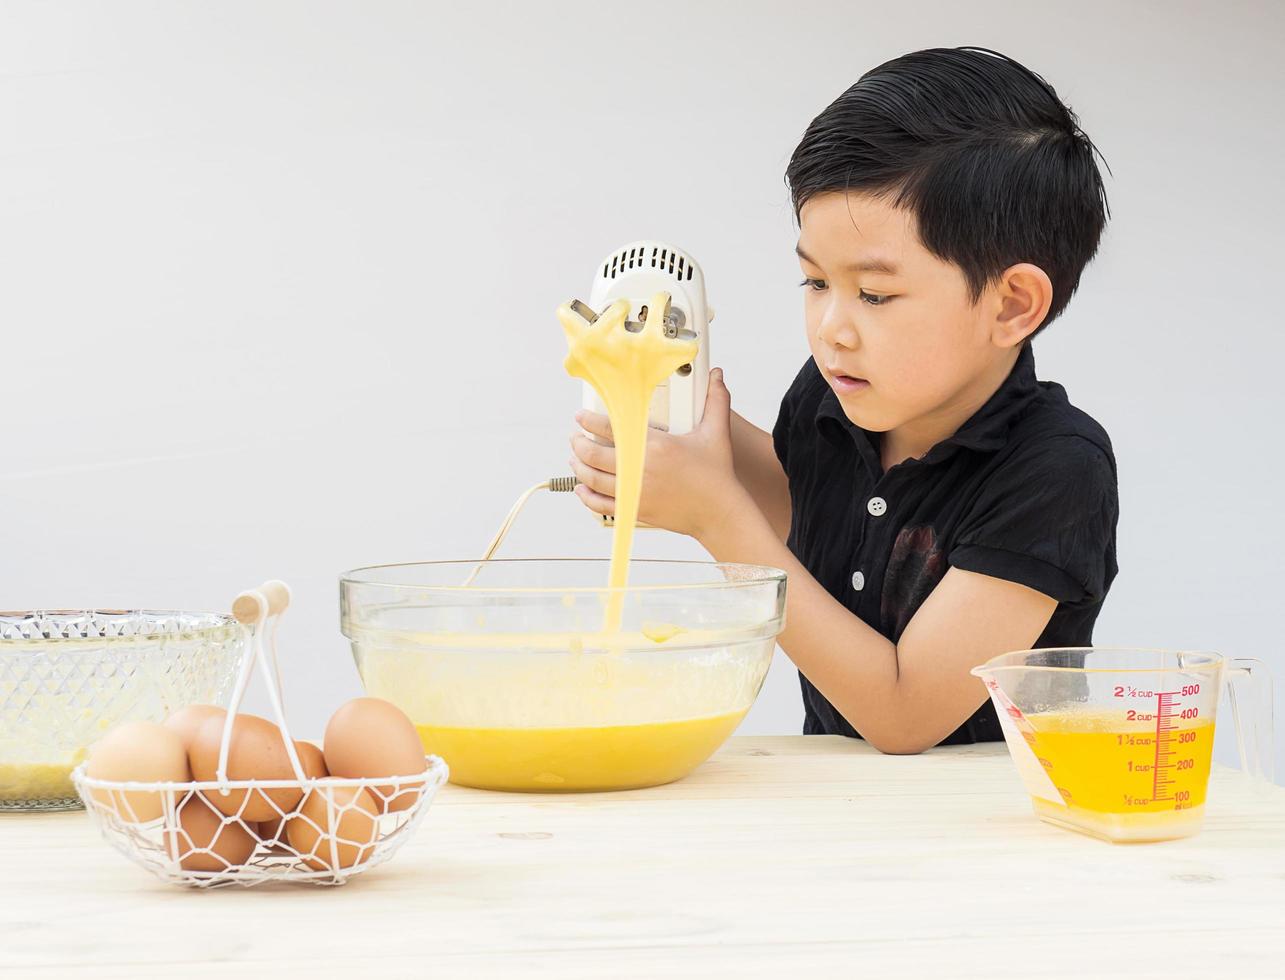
xmin=559 ymin=293 xmax=698 ymax=632
xmin=0 ymin=702 xmax=130 ymax=807
xmin=0 ymin=751 xmax=85 ymax=805
xmin=418 ymin=710 xmax=745 ymax=792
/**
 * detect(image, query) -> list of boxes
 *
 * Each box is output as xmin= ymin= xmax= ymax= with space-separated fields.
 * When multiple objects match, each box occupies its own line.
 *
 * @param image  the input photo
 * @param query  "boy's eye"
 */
xmin=797 ymin=280 xmax=892 ymax=304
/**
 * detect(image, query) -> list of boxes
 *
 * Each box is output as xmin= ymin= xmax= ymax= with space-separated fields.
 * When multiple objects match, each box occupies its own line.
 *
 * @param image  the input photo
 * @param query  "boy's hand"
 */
xmin=569 ymin=368 xmax=742 ymax=538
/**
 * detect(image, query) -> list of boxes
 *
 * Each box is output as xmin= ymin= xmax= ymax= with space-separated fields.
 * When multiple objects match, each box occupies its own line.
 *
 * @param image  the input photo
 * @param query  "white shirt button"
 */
xmin=852 ymin=571 xmax=865 ymax=591
xmin=867 ymin=496 xmax=888 ymax=517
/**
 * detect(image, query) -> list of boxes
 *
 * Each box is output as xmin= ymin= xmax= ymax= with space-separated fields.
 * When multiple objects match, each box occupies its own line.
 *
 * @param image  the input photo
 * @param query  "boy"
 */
xmin=568 ymin=47 xmax=1118 ymax=753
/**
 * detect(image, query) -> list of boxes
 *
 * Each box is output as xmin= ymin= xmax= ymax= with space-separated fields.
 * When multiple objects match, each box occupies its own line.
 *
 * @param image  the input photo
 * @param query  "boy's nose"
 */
xmin=816 ymin=304 xmax=860 ymax=351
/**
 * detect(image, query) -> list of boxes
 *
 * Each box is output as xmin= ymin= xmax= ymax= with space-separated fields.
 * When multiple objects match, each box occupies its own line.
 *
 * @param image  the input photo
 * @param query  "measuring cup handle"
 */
xmin=1226 ymin=658 xmax=1275 ymax=784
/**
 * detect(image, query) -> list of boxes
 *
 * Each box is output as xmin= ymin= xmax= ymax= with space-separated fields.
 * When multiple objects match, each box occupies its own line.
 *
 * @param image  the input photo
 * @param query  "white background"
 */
xmin=2 ymin=0 xmax=1282 ymax=777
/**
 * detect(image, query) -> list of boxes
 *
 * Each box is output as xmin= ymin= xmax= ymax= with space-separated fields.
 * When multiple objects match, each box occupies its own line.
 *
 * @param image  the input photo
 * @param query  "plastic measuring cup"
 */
xmin=972 ymin=648 xmax=1274 ymax=843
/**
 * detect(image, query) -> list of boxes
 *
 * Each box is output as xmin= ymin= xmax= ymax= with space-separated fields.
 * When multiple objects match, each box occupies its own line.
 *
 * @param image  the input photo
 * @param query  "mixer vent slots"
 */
xmin=650 ymin=246 xmax=693 ymax=280
xmin=604 ymin=247 xmax=646 ymax=279
xmin=602 ymin=245 xmax=694 ymax=281
xmin=652 ymin=246 xmax=693 ymax=281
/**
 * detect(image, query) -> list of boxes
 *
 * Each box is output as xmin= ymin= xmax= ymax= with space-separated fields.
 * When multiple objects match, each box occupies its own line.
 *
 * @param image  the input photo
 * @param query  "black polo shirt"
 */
xmin=771 ymin=344 xmax=1119 ymax=744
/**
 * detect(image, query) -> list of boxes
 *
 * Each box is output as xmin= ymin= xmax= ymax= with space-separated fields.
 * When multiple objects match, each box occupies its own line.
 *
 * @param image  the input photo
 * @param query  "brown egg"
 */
xmin=163 ymin=704 xmax=226 ymax=751
xmin=286 ymin=782 xmax=380 ymax=871
xmin=323 ymin=698 xmax=427 ymax=813
xmin=86 ymin=721 xmax=190 ymax=823
xmin=257 ymin=740 xmax=328 ymax=843
xmin=254 ymin=820 xmax=284 ymax=847
xmin=188 ymin=713 xmax=303 ymax=822
xmin=292 ymin=740 xmax=329 ymax=779
xmin=167 ymin=792 xmax=258 ymax=872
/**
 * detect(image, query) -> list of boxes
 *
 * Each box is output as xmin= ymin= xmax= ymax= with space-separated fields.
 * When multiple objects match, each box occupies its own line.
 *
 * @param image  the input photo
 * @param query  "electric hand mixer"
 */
xmin=575 ymin=240 xmax=712 ymax=526
xmin=470 ymin=241 xmax=713 ymax=572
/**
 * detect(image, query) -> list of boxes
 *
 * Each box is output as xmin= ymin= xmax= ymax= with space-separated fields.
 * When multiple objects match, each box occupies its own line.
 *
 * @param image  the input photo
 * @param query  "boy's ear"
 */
xmin=990 ymin=263 xmax=1053 ymax=348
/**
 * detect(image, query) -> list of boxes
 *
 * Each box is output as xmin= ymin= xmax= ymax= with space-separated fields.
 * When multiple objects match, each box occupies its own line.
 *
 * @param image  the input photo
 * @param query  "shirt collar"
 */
xmin=814 ymin=343 xmax=1040 ymax=470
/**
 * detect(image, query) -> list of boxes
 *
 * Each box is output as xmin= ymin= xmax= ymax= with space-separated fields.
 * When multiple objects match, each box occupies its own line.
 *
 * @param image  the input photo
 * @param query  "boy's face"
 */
xmin=796 ymin=191 xmax=1004 ymax=435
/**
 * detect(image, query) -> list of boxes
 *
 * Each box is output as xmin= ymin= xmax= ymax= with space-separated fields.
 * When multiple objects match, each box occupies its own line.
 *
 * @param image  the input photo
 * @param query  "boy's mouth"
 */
xmin=829 ymin=369 xmax=870 ymax=393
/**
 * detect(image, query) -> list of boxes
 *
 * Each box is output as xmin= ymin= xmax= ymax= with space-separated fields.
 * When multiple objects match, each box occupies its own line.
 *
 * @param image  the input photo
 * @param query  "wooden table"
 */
xmin=5 ymin=737 xmax=1284 ymax=977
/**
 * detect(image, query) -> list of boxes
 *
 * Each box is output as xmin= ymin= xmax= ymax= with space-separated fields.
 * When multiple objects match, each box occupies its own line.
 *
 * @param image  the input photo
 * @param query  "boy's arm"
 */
xmin=696 ymin=487 xmax=1056 ymax=754
xmin=728 ymin=411 xmax=791 ymax=542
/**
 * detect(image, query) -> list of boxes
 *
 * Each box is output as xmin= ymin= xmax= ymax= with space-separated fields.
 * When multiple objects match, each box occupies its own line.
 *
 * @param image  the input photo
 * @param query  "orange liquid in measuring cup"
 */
xmin=416 ymin=710 xmax=746 ymax=792
xmin=1025 ymin=712 xmax=1216 ymax=842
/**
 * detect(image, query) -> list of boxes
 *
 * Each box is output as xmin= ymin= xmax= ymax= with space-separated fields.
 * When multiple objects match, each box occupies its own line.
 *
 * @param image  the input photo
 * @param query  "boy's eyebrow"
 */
xmin=795 ymin=244 xmax=900 ymax=275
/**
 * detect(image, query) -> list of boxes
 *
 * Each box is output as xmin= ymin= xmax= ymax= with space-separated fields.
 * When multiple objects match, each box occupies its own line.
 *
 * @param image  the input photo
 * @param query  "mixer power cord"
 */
xmin=461 ymin=477 xmax=579 ymax=586
xmin=478 ymin=477 xmax=577 ymax=562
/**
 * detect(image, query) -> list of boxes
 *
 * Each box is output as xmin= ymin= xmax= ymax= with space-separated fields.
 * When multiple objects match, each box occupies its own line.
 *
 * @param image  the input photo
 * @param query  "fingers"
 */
xmin=574 ymin=409 xmax=612 ymax=440
xmin=574 ymin=483 xmax=616 ymax=516
xmin=699 ymin=366 xmax=732 ymax=432
xmin=569 ymin=429 xmax=617 ymax=498
xmin=570 ymin=433 xmax=616 ymax=474
xmin=568 ymin=453 xmax=616 ymax=497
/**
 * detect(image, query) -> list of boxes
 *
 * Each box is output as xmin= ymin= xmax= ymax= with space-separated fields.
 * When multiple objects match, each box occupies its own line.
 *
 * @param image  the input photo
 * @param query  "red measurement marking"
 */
xmin=1151 ymin=691 xmax=1180 ymax=802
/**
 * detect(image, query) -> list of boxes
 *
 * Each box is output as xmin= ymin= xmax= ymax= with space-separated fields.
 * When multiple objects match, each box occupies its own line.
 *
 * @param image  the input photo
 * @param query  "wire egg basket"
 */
xmin=71 ymin=581 xmax=449 ymax=888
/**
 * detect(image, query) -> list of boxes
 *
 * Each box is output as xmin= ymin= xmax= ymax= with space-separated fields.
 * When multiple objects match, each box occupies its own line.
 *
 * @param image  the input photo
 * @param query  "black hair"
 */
xmin=786 ymin=46 xmax=1109 ymax=331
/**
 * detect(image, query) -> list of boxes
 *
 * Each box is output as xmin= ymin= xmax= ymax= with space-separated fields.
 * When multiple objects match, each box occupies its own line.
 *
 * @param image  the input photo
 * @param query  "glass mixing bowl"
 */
xmin=0 ymin=610 xmax=245 ymax=811
xmin=340 ymin=559 xmax=787 ymax=792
